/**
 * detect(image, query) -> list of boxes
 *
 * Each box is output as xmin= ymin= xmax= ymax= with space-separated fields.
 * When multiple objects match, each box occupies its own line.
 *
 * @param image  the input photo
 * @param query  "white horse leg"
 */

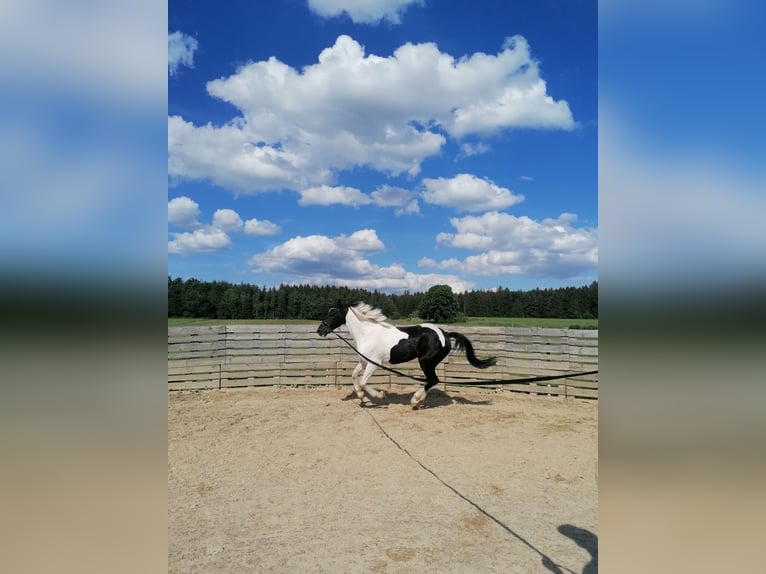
xmin=358 ymin=362 xmax=384 ymax=400
xmin=410 ymin=387 xmax=427 ymax=409
xmin=351 ymin=362 xmax=366 ymax=402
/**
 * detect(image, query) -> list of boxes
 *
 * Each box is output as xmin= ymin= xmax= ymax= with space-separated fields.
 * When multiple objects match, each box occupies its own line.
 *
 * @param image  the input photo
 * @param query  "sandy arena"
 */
xmin=168 ymin=384 xmax=597 ymax=573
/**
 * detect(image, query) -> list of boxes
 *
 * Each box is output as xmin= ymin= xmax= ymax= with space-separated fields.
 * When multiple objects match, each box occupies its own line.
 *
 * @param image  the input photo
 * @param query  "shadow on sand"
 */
xmin=341 ymin=387 xmax=492 ymax=409
xmin=559 ymin=524 xmax=597 ymax=574
xmin=541 ymin=524 xmax=598 ymax=574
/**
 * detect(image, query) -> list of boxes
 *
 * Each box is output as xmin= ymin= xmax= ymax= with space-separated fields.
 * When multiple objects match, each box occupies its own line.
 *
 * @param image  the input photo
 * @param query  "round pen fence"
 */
xmin=168 ymin=325 xmax=598 ymax=399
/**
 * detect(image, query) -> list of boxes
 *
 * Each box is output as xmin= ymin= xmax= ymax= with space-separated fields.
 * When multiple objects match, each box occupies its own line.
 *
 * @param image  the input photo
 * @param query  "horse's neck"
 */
xmin=344 ymin=308 xmax=376 ymax=342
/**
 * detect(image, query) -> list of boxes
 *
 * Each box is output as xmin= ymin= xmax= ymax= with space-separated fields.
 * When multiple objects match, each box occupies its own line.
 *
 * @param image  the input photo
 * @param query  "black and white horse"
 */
xmin=317 ymin=302 xmax=496 ymax=409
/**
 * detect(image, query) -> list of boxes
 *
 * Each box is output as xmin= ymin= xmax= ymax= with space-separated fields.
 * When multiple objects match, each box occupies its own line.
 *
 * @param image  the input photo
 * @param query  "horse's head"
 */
xmin=317 ymin=302 xmax=348 ymax=336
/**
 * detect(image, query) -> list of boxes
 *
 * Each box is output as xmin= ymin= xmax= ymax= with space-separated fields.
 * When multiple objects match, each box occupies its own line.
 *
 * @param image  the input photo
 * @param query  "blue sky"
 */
xmin=168 ymin=0 xmax=597 ymax=293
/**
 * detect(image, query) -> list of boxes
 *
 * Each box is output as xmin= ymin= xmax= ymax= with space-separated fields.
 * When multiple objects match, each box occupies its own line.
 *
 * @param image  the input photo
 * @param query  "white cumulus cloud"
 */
xmin=168 ymin=201 xmax=280 ymax=252
xmin=248 ymin=228 xmax=472 ymax=292
xmin=249 ymin=231 xmax=378 ymax=278
xmin=298 ymin=185 xmax=372 ymax=207
xmin=168 ymin=115 xmax=305 ymax=192
xmin=307 ymin=0 xmax=422 ymax=24
xmin=244 ymin=218 xmax=280 ymax=236
xmin=168 ymin=228 xmax=231 ymax=254
xmin=371 ymin=185 xmax=420 ymax=215
xmin=168 ymin=31 xmax=198 ymax=76
xmin=212 ymin=208 xmax=244 ymax=231
xmin=336 ymin=229 xmax=385 ymax=251
xmin=458 ymin=142 xmax=491 ymax=159
xmin=169 ymin=34 xmax=574 ymax=195
xmin=422 ymin=173 xmax=524 ymax=212
xmin=297 ymin=183 xmax=421 ymax=213
xmin=434 ymin=211 xmax=597 ymax=278
xmin=168 ymin=196 xmax=200 ymax=227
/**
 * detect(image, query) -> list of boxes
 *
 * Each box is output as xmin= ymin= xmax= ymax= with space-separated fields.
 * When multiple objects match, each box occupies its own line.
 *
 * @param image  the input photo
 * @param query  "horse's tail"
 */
xmin=447 ymin=332 xmax=497 ymax=369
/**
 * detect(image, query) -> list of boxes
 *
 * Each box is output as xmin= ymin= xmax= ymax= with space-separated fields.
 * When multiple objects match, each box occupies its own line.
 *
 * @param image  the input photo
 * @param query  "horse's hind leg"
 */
xmin=410 ymin=362 xmax=440 ymax=409
xmin=410 ymin=386 xmax=427 ymax=409
xmin=410 ymin=380 xmax=439 ymax=409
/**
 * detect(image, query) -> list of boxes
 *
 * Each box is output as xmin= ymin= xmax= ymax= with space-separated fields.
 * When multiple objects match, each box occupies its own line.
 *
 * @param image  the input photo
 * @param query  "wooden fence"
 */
xmin=168 ymin=325 xmax=598 ymax=399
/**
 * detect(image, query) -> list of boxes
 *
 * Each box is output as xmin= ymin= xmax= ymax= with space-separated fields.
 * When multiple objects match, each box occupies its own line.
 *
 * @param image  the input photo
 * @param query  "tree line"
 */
xmin=168 ymin=277 xmax=597 ymax=320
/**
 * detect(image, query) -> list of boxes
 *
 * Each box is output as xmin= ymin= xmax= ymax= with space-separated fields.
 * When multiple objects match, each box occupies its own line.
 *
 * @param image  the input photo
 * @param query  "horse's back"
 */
xmin=358 ymin=324 xmax=410 ymax=360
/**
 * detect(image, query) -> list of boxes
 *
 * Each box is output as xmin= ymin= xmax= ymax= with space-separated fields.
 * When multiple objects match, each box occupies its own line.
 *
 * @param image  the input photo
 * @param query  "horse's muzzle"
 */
xmin=317 ymin=322 xmax=330 ymax=336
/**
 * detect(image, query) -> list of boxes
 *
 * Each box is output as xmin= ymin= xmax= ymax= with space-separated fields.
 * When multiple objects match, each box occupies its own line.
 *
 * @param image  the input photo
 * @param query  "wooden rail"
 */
xmin=168 ymin=325 xmax=598 ymax=399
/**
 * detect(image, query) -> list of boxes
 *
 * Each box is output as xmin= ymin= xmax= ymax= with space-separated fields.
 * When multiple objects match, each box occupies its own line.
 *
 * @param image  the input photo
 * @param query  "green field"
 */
xmin=168 ymin=316 xmax=597 ymax=329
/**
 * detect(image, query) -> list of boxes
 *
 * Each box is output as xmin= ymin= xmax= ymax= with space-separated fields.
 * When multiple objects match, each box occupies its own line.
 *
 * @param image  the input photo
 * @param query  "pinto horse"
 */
xmin=317 ymin=301 xmax=496 ymax=409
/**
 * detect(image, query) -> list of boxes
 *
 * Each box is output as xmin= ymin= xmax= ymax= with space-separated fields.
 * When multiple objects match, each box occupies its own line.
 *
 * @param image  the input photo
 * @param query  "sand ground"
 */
xmin=168 ymin=385 xmax=597 ymax=573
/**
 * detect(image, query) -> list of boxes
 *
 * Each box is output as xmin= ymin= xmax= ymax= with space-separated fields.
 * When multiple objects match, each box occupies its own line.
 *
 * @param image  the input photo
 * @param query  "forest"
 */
xmin=168 ymin=277 xmax=598 ymax=321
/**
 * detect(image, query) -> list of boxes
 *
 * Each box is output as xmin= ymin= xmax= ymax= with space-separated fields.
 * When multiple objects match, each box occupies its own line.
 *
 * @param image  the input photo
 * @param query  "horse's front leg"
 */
xmin=351 ymin=362 xmax=366 ymax=402
xmin=358 ymin=362 xmax=384 ymax=401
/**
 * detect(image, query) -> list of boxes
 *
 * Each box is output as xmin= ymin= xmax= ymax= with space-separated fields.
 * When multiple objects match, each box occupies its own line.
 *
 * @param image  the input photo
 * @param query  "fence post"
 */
xmin=218 ymin=326 xmax=226 ymax=390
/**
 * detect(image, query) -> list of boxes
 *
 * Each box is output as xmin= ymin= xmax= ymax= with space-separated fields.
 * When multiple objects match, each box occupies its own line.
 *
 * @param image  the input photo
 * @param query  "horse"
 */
xmin=317 ymin=301 xmax=496 ymax=409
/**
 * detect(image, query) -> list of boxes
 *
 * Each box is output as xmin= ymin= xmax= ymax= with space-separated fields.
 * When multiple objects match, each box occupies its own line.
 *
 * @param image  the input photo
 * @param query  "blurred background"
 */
xmin=600 ymin=1 xmax=765 ymax=572
xmin=0 ymin=1 xmax=168 ymax=572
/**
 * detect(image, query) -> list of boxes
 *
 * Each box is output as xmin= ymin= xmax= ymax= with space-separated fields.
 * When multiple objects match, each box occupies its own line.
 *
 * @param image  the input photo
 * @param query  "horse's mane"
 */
xmin=350 ymin=302 xmax=393 ymax=326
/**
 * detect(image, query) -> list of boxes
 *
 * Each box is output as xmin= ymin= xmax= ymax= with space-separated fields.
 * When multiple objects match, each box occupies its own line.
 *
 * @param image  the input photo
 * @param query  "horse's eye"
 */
xmin=329 ymin=308 xmax=338 ymax=316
